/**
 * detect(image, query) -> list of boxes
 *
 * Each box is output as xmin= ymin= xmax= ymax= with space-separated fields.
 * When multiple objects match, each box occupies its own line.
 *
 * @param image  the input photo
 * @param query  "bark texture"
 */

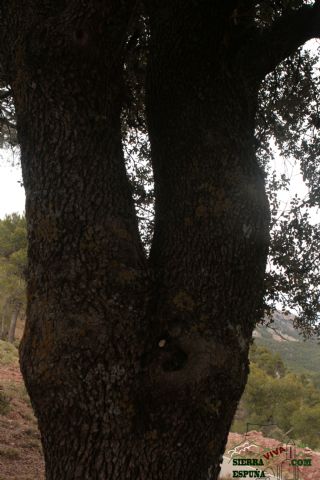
xmin=141 ymin=3 xmax=270 ymax=478
xmin=0 ymin=1 xmax=285 ymax=479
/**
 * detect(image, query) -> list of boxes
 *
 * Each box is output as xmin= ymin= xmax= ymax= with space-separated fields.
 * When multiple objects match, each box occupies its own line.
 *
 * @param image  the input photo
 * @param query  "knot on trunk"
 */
xmin=142 ymin=333 xmax=241 ymax=401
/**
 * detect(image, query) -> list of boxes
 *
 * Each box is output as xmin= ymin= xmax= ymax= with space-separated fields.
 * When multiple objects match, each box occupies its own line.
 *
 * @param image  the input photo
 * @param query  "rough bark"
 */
xmin=3 ymin=2 xmax=153 ymax=479
xmin=2 ymin=1 xmax=317 ymax=479
xmin=246 ymin=1 xmax=320 ymax=78
xmin=140 ymin=3 xmax=270 ymax=478
xmin=8 ymin=302 xmax=20 ymax=343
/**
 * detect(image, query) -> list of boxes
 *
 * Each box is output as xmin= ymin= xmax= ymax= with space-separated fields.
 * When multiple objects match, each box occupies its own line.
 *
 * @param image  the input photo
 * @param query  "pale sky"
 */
xmin=271 ymin=146 xmax=320 ymax=225
xmin=0 ymin=149 xmax=25 ymax=219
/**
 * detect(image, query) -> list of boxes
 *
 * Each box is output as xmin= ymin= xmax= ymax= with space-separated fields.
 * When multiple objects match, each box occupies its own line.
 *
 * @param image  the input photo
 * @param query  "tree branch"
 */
xmin=248 ymin=1 xmax=320 ymax=79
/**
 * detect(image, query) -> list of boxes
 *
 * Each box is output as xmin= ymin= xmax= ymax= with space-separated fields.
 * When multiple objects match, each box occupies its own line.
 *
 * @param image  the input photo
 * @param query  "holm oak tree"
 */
xmin=0 ymin=1 xmax=320 ymax=479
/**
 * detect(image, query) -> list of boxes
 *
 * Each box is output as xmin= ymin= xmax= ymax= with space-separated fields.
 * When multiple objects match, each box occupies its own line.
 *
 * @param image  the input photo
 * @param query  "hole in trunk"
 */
xmin=162 ymin=348 xmax=188 ymax=372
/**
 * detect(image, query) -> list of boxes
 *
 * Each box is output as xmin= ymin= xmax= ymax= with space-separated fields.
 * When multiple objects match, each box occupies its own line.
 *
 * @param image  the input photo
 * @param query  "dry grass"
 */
xmin=0 ymin=340 xmax=18 ymax=366
xmin=0 ymin=445 xmax=20 ymax=460
xmin=0 ymin=389 xmax=10 ymax=415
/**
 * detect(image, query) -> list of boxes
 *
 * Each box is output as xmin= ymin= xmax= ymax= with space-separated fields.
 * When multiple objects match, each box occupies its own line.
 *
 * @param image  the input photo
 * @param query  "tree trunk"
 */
xmin=8 ymin=302 xmax=20 ymax=343
xmin=142 ymin=3 xmax=270 ymax=478
xmin=0 ymin=301 xmax=8 ymax=340
xmin=2 ymin=2 xmax=270 ymax=480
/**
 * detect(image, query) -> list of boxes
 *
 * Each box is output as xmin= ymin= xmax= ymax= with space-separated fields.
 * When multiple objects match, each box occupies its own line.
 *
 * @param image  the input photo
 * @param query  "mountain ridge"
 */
xmin=254 ymin=311 xmax=320 ymax=381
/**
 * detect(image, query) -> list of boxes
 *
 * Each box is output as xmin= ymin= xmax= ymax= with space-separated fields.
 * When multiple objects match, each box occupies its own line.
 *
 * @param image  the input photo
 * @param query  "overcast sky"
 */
xmin=0 ymin=149 xmax=25 ymax=218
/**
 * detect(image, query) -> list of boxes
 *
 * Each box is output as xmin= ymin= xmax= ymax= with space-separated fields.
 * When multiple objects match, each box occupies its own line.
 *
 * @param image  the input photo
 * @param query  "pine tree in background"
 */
xmin=0 ymin=214 xmax=27 ymax=342
xmin=0 ymin=1 xmax=319 ymax=478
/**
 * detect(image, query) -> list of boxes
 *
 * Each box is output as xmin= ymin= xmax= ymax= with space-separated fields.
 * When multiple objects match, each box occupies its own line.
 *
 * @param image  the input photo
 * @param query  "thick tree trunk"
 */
xmin=8 ymin=302 xmax=20 ymax=343
xmin=4 ymin=3 xmax=151 ymax=479
xmin=141 ymin=3 xmax=270 ymax=478
xmin=1 ymin=2 xmax=270 ymax=480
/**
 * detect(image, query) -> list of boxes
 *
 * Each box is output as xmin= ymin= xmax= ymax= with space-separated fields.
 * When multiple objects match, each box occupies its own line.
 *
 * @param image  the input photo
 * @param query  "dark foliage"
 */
xmin=1 ymin=0 xmax=320 ymax=336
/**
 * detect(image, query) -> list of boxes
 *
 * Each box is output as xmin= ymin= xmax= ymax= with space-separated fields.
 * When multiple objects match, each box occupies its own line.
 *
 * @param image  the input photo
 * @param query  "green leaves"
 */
xmin=235 ymin=344 xmax=320 ymax=448
xmin=0 ymin=213 xmax=27 ymax=258
xmin=0 ymin=214 xmax=27 ymax=338
xmin=256 ymin=44 xmax=320 ymax=336
xmin=266 ymin=193 xmax=320 ymax=337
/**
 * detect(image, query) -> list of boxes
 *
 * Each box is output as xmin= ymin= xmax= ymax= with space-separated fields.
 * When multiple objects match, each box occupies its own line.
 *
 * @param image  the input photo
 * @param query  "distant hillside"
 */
xmin=254 ymin=312 xmax=320 ymax=380
xmin=232 ymin=341 xmax=320 ymax=449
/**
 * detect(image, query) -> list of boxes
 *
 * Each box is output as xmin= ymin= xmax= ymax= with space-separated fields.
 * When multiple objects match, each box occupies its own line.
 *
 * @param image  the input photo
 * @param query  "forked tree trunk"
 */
xmin=1 ymin=2 xmax=270 ymax=480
